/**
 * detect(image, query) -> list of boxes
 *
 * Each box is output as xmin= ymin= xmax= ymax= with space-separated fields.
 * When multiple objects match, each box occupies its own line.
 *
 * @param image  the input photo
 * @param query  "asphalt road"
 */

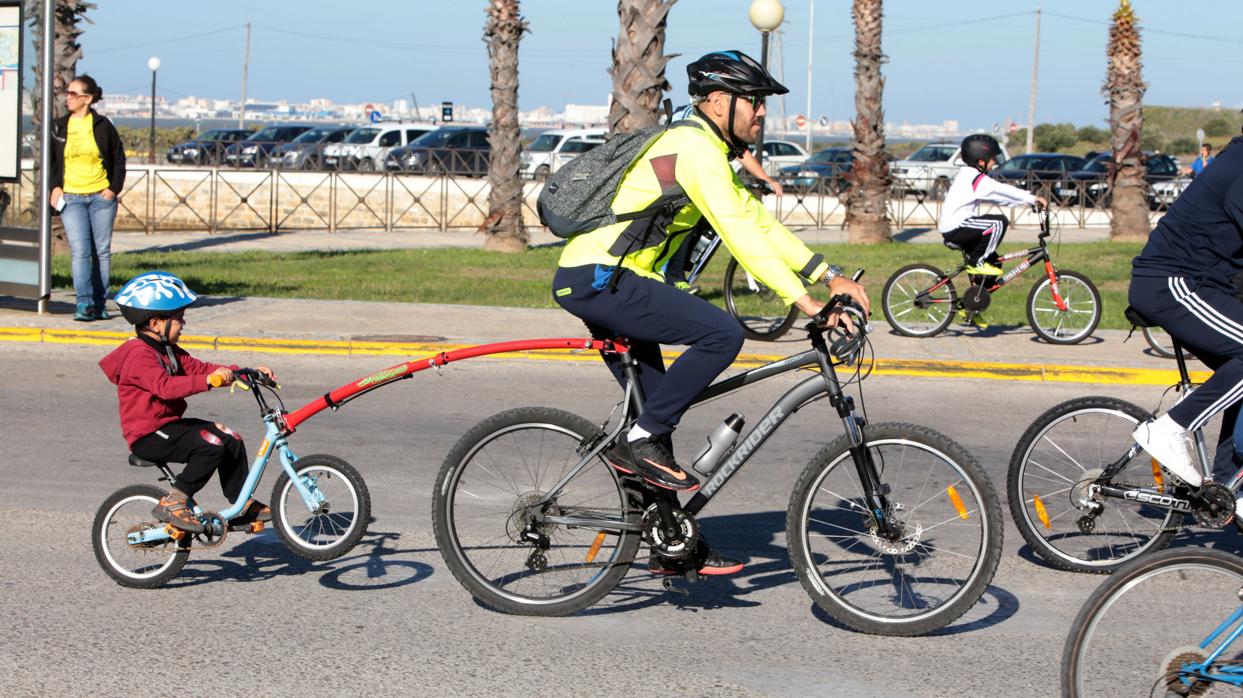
xmin=4 ymin=342 xmax=1240 ymax=696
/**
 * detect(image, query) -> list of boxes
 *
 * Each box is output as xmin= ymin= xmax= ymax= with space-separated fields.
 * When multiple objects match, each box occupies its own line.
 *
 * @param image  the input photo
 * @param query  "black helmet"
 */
xmin=687 ymin=50 xmax=788 ymax=98
xmin=960 ymin=134 xmax=1002 ymax=171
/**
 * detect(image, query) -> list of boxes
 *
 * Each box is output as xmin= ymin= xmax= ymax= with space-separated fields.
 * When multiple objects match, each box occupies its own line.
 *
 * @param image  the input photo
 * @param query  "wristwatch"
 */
xmin=822 ymin=264 xmax=843 ymax=287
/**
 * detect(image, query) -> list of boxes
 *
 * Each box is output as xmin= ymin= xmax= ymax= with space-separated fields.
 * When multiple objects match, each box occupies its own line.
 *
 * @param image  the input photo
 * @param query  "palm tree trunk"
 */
xmin=481 ymin=0 xmax=528 ymax=252
xmin=607 ymin=0 xmax=676 ymax=136
xmin=844 ymin=0 xmax=891 ymax=243
xmin=1105 ymin=0 xmax=1147 ymax=240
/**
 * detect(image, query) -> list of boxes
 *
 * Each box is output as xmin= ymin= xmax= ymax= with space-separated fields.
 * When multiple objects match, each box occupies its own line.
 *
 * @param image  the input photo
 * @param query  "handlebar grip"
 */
xmin=209 ymin=374 xmax=226 ymax=388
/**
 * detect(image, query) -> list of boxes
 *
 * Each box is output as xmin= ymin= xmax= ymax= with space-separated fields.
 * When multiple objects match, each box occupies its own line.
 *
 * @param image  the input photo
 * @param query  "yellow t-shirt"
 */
xmin=63 ymin=113 xmax=111 ymax=194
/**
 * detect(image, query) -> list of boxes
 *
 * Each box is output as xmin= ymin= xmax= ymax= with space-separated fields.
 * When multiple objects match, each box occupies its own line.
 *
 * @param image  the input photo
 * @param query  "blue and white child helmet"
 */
xmin=114 ymin=271 xmax=199 ymax=326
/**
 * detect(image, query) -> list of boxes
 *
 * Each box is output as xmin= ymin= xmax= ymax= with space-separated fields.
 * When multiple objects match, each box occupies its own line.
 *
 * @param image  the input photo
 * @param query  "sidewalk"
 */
xmin=1 ymin=225 xmax=1176 ymax=386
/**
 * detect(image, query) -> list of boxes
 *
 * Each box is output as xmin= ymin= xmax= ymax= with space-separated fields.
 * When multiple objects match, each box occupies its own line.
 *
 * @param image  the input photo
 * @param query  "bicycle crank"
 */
xmin=194 ymin=511 xmax=228 ymax=548
xmin=642 ymin=503 xmax=698 ymax=560
xmin=1192 ymin=481 xmax=1235 ymax=528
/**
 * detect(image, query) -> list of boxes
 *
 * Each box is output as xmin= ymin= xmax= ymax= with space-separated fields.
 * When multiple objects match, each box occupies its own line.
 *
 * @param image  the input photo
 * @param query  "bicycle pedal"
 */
xmin=248 ymin=521 xmax=264 ymax=534
xmin=163 ymin=524 xmax=186 ymax=541
xmin=661 ymin=577 xmax=691 ymax=596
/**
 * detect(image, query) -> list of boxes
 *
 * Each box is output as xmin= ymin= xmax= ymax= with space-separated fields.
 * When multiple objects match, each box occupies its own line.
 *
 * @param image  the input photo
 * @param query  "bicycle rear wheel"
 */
xmin=1063 ymin=547 xmax=1243 ymax=697
xmin=433 ymin=407 xmax=642 ymax=616
xmin=1026 ymin=269 xmax=1101 ymax=344
xmin=787 ymin=423 xmax=1003 ymax=636
xmin=92 ymin=484 xmax=190 ymax=588
xmin=723 ymin=257 xmax=800 ymax=341
xmin=881 ymin=264 xmax=957 ymax=338
xmin=1008 ymin=396 xmax=1176 ymax=574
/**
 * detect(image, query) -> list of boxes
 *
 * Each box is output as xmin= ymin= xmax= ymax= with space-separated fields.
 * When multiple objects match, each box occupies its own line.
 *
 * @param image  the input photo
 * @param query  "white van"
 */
xmin=522 ymin=128 xmax=606 ymax=179
xmin=324 ymin=123 xmax=438 ymax=172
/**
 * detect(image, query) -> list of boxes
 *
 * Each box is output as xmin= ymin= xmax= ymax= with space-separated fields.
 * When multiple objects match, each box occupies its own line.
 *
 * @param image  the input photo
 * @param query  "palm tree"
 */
xmin=1104 ymin=0 xmax=1147 ymax=240
xmin=481 ymin=0 xmax=528 ymax=252
xmin=26 ymin=0 xmax=94 ymax=239
xmin=844 ymin=0 xmax=891 ymax=243
xmin=607 ymin=0 xmax=676 ymax=136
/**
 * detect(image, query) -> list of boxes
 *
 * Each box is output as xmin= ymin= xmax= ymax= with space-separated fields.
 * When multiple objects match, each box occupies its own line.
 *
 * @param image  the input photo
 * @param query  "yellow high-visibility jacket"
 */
xmin=557 ymin=113 xmax=828 ymax=305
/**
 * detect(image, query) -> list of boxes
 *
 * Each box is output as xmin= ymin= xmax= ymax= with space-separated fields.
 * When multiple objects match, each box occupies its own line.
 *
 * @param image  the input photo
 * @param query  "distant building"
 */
xmin=563 ymin=103 xmax=608 ymax=125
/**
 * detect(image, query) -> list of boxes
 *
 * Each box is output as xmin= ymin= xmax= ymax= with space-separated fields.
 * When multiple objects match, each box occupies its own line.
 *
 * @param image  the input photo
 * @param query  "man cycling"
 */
xmin=551 ymin=50 xmax=869 ymax=571
xmin=1130 ymin=134 xmax=1243 ymax=509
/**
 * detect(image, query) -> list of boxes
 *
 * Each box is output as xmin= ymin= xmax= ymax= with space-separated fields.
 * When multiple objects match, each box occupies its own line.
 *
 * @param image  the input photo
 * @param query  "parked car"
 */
xmin=521 ymin=128 xmax=606 ymax=179
xmin=388 ymin=126 xmax=491 ymax=176
xmin=778 ymin=146 xmax=853 ymax=194
xmin=1054 ymin=152 xmax=1181 ymax=207
xmin=892 ymin=141 xmax=1011 ymax=200
xmin=273 ymin=126 xmax=355 ymax=170
xmin=222 ymin=125 xmax=313 ymax=168
xmin=166 ymin=128 xmax=252 ymax=165
xmin=989 ymin=153 xmax=1087 ymax=198
xmin=734 ymin=139 xmax=809 ymax=177
xmin=325 ymin=123 xmax=436 ymax=172
xmin=1149 ymin=175 xmax=1192 ymax=209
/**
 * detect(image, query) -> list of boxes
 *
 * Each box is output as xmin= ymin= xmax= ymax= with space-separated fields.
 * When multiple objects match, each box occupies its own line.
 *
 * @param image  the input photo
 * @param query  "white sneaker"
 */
xmin=1132 ymin=415 xmax=1202 ymax=488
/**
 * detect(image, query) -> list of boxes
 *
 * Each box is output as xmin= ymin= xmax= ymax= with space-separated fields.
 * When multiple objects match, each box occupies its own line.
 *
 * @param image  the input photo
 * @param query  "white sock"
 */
xmin=627 ymin=424 xmax=652 ymax=443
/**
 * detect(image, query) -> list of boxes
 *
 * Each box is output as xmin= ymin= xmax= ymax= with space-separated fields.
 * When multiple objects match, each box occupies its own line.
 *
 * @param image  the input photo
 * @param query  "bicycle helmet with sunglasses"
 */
xmin=114 ymin=271 xmax=199 ymax=327
xmin=687 ymin=50 xmax=789 ymax=98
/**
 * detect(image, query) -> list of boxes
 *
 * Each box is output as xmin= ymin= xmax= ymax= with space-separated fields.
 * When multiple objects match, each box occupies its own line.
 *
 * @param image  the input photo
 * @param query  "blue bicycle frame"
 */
xmin=1176 ymin=604 xmax=1243 ymax=689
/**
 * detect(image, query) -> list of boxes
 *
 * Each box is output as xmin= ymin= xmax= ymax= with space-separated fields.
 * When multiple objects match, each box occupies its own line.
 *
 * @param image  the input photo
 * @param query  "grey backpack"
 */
xmin=536 ymin=120 xmax=702 ymax=239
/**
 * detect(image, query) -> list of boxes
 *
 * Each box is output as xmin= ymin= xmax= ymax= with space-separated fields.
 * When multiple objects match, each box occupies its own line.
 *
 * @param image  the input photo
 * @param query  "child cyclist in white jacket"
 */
xmin=938 ymin=134 xmax=1047 ymax=278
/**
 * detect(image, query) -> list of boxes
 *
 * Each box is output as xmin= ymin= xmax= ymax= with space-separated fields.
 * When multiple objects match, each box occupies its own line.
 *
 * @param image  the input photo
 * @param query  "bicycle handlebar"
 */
xmin=209 ymin=367 xmax=277 ymax=389
xmin=809 ymin=269 xmax=872 ymax=364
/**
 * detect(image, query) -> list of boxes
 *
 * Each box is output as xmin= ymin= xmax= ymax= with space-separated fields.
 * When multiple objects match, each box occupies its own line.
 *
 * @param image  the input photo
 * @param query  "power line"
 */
xmin=1044 ymin=11 xmax=1243 ymax=45
xmin=92 ymin=25 xmax=246 ymax=54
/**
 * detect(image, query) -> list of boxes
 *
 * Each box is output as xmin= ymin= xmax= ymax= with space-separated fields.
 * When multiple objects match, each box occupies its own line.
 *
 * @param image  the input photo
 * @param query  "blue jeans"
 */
xmin=62 ymin=191 xmax=117 ymax=309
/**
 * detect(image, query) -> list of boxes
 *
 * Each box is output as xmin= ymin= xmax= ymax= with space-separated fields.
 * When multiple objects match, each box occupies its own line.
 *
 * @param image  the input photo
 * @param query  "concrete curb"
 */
xmin=2 ymin=326 xmax=1209 ymax=386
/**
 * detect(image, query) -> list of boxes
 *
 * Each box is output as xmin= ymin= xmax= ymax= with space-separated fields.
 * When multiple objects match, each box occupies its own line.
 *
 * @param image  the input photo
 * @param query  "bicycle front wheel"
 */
xmin=882 ymin=263 xmax=957 ymax=338
xmin=1008 ymin=396 xmax=1175 ymax=574
xmin=92 ymin=484 xmax=190 ymax=588
xmin=1063 ymin=547 xmax=1243 ymax=697
xmin=272 ymin=454 xmax=371 ymax=561
xmin=723 ymin=257 xmax=800 ymax=341
xmin=1026 ymin=269 xmax=1101 ymax=344
xmin=787 ymin=423 xmax=1003 ymax=636
xmin=433 ymin=407 xmax=642 ymax=616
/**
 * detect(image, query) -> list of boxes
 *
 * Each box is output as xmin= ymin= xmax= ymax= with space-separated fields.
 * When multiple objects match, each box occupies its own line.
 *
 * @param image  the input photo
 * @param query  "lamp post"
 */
xmin=749 ymin=0 xmax=784 ymax=172
xmin=147 ymin=56 xmax=160 ymax=164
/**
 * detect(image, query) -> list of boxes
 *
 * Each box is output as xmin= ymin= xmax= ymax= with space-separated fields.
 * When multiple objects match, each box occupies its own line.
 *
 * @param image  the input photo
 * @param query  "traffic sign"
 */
xmin=819 ymin=116 xmax=829 ymax=127
xmin=441 ymin=101 xmax=454 ymax=123
xmin=368 ymin=110 xmax=382 ymax=123
xmin=795 ymin=114 xmax=806 ymax=128
xmin=1008 ymin=122 xmax=1019 ymax=134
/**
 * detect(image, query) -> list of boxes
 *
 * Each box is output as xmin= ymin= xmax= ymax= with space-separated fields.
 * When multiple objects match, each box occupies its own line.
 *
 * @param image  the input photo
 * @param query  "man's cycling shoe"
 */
xmin=603 ymin=437 xmax=699 ymax=491
xmin=649 ymin=549 xmax=744 ymax=576
xmin=1132 ymin=414 xmax=1202 ymax=488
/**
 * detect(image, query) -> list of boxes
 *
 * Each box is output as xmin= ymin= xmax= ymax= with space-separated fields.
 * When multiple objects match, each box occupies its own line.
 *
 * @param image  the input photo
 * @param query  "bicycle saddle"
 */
xmin=1123 ymin=305 xmax=1158 ymax=328
xmin=127 ymin=454 xmax=166 ymax=468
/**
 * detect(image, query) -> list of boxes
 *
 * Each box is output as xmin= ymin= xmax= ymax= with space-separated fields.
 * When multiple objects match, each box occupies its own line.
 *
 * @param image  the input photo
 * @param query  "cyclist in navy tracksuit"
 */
xmin=1130 ymin=135 xmax=1243 ymax=502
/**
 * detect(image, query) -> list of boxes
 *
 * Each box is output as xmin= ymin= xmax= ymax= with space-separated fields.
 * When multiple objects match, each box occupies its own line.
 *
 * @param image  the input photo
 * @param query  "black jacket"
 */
xmin=48 ymin=110 xmax=126 ymax=195
xmin=1133 ymin=135 xmax=1243 ymax=292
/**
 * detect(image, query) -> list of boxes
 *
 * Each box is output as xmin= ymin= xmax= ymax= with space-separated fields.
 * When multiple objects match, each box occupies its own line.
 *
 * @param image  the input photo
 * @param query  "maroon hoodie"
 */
xmin=99 ymin=337 xmax=229 ymax=447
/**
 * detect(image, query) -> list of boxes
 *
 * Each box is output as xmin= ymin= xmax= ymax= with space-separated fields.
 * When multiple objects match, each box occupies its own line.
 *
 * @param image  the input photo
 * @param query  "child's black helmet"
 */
xmin=961 ymin=134 xmax=1002 ymax=170
xmin=687 ymin=50 xmax=788 ymax=98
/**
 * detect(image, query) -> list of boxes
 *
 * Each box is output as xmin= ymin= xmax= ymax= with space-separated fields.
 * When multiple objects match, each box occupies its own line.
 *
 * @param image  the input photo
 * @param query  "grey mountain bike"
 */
xmin=432 ymin=279 xmax=1003 ymax=635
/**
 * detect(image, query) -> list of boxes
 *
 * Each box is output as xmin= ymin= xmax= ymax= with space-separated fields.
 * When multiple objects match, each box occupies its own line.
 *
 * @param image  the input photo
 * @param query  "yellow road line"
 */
xmin=0 ymin=326 xmax=1210 ymax=386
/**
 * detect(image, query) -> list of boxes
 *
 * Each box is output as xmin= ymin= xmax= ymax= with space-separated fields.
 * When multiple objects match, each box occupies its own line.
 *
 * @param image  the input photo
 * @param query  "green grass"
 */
xmin=56 ymin=239 xmax=1143 ymax=330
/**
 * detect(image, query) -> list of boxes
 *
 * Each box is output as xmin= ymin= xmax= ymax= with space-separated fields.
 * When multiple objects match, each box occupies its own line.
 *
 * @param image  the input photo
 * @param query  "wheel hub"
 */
xmin=508 ymin=491 xmax=558 ymax=543
xmin=868 ymin=516 xmax=920 ymax=554
xmin=1158 ymin=645 xmax=1212 ymax=697
xmin=1071 ymin=469 xmax=1104 ymax=509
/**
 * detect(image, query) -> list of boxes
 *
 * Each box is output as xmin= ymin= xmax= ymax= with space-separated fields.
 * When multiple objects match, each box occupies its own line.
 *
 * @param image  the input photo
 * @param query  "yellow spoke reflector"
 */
xmin=946 ymin=486 xmax=969 ymax=520
xmin=1033 ymin=494 xmax=1051 ymax=529
xmin=1152 ymin=458 xmax=1165 ymax=493
xmin=585 ymin=531 xmax=607 ymax=563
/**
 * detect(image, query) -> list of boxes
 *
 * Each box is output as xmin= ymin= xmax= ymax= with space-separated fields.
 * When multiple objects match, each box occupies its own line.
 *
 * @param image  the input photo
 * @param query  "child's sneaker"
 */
xmin=956 ymin=309 xmax=990 ymax=329
xmin=229 ymin=499 xmax=272 ymax=526
xmin=964 ymin=262 xmax=1003 ymax=276
xmin=151 ymin=490 xmax=205 ymax=533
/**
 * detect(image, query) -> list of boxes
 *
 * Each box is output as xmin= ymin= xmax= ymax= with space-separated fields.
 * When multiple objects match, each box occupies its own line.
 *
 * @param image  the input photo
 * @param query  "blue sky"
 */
xmin=65 ymin=0 xmax=1243 ymax=130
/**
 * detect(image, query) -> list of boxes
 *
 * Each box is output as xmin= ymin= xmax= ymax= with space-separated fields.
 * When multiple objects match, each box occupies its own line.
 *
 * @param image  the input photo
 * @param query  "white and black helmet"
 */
xmin=113 ymin=271 xmax=199 ymax=327
xmin=687 ymin=50 xmax=788 ymax=98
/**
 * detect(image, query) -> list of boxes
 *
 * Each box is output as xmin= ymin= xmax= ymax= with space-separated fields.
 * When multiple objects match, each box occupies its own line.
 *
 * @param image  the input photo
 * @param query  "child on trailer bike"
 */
xmin=98 ymin=271 xmax=276 ymax=534
xmin=937 ymin=134 xmax=1047 ymax=328
xmin=550 ymin=50 xmax=868 ymax=575
xmin=1130 ymin=134 xmax=1243 ymax=513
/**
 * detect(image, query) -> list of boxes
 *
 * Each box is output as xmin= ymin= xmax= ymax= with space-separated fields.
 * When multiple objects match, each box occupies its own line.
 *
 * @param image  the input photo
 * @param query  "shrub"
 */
xmin=1033 ymin=122 xmax=1077 ymax=152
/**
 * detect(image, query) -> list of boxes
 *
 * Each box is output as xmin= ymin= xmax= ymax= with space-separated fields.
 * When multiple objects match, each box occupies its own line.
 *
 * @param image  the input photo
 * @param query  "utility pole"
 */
xmin=239 ymin=22 xmax=251 ymax=129
xmin=1026 ymin=7 xmax=1041 ymax=154
xmin=37 ymin=0 xmax=53 ymax=314
xmin=771 ymin=29 xmax=786 ymax=136
xmin=805 ymin=0 xmax=814 ymax=151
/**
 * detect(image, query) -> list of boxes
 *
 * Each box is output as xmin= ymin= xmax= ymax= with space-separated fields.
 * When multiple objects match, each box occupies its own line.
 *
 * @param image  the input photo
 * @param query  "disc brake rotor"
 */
xmin=867 ymin=517 xmax=920 ymax=555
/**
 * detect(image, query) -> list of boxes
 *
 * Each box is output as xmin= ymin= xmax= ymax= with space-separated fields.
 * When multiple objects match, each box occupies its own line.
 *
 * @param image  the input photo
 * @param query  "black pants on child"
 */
xmin=131 ymin=418 xmax=249 ymax=501
xmin=943 ymin=214 xmax=1009 ymax=266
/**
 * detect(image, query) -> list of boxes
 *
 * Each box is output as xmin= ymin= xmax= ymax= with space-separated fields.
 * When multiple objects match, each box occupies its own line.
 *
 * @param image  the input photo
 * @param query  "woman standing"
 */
xmin=49 ymin=75 xmax=126 ymax=321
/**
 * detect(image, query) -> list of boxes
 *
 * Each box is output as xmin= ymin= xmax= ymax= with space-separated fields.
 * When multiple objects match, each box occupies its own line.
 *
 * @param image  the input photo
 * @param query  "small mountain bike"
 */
xmin=1062 ymin=547 xmax=1243 ymax=696
xmin=881 ymin=207 xmax=1101 ymax=344
xmin=1007 ymin=307 xmax=1238 ymax=574
xmin=433 ymin=280 xmax=1004 ymax=635
xmin=92 ymin=369 xmax=371 ymax=588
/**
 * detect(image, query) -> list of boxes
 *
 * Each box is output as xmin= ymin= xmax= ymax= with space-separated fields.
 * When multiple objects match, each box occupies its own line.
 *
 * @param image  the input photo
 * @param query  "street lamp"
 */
xmin=147 ymin=56 xmax=160 ymax=164
xmin=749 ymin=0 xmax=783 ymax=172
